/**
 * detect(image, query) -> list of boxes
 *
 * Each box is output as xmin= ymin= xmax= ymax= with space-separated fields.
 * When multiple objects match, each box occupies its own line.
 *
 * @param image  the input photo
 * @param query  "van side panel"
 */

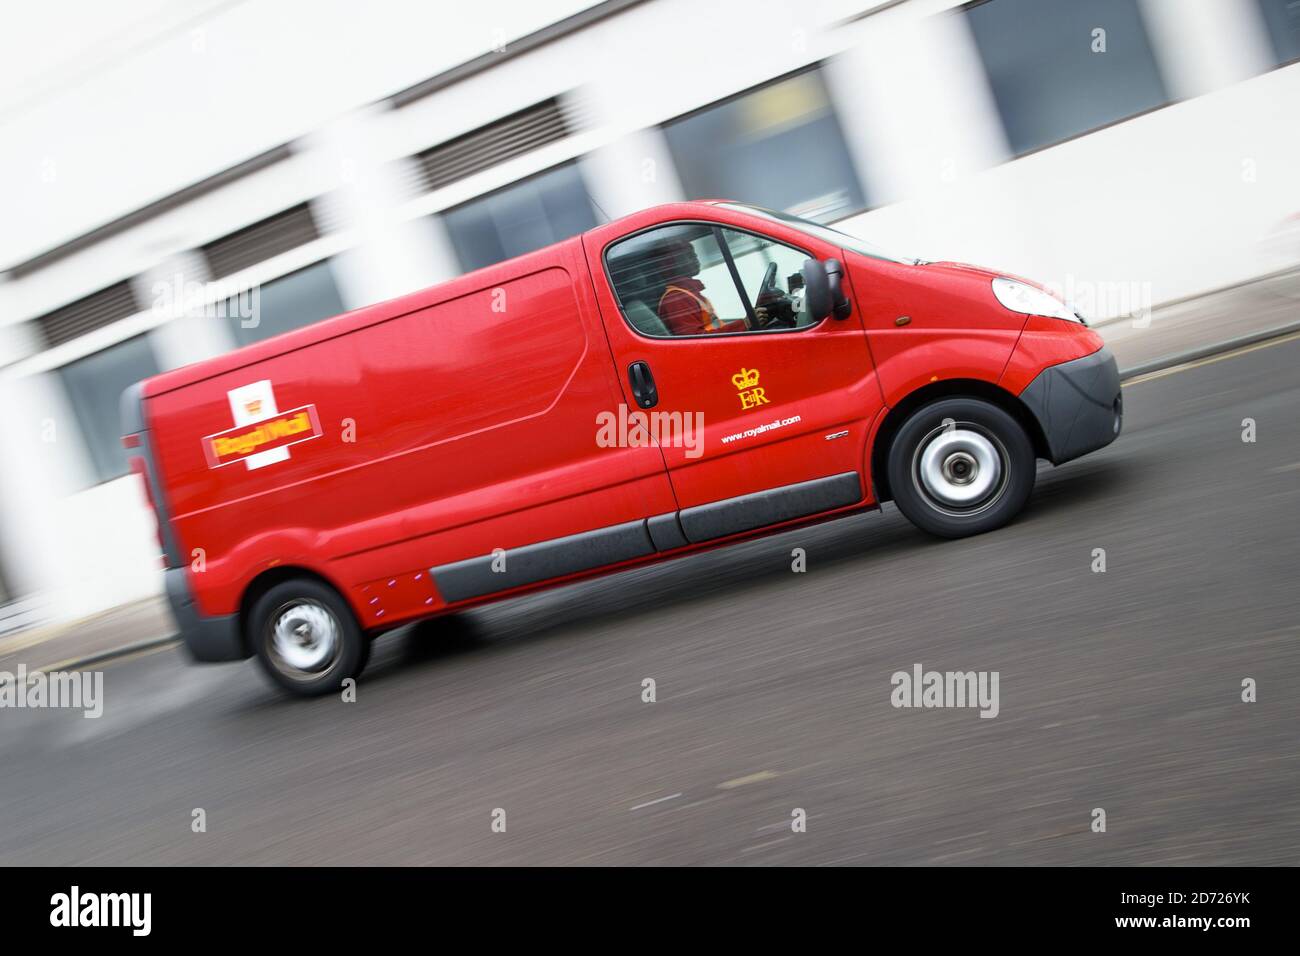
xmin=149 ymin=331 xmax=379 ymax=618
xmin=149 ymin=240 xmax=675 ymax=625
xmin=847 ymin=258 xmax=1025 ymax=407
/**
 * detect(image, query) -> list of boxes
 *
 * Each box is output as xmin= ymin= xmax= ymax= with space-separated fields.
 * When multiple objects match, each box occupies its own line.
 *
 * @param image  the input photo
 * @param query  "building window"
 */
xmin=1257 ymin=0 xmax=1300 ymax=66
xmin=965 ymin=0 xmax=1169 ymax=156
xmin=414 ymin=98 xmax=575 ymax=193
xmin=228 ymin=260 xmax=346 ymax=347
xmin=59 ymin=335 xmax=161 ymax=484
xmin=442 ymin=163 xmax=598 ymax=272
xmin=662 ymin=68 xmax=866 ymax=223
xmin=201 ymin=204 xmax=320 ymax=281
xmin=35 ymin=279 xmax=140 ymax=349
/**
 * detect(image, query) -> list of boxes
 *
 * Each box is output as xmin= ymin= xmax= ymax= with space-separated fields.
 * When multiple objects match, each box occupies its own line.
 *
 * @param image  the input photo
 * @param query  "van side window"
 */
xmin=606 ymin=224 xmax=816 ymax=338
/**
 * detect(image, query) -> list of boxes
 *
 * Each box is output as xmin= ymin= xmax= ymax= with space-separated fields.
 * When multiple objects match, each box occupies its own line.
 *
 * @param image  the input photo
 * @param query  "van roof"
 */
xmin=141 ymin=200 xmax=729 ymax=399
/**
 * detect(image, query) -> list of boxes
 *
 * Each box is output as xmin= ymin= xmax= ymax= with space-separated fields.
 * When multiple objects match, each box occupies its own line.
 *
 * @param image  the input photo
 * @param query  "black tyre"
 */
xmin=250 ymin=578 xmax=368 ymax=696
xmin=886 ymin=397 xmax=1035 ymax=539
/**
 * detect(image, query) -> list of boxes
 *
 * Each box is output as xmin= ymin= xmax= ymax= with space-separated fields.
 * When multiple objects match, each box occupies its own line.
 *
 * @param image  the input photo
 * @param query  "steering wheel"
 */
xmin=753 ymin=261 xmax=796 ymax=328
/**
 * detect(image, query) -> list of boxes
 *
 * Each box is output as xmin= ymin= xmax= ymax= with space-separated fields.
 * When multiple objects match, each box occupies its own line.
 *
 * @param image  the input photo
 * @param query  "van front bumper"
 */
xmin=1019 ymin=345 xmax=1123 ymax=465
xmin=165 ymin=567 xmax=247 ymax=662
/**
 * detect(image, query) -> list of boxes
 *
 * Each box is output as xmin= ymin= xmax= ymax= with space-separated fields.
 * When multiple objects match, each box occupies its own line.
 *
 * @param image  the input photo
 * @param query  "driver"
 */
xmin=651 ymin=237 xmax=752 ymax=336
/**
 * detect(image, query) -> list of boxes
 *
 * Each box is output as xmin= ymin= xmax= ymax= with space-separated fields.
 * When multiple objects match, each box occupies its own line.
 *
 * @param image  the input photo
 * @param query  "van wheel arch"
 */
xmin=239 ymin=566 xmax=354 ymax=656
xmin=870 ymin=379 xmax=1048 ymax=503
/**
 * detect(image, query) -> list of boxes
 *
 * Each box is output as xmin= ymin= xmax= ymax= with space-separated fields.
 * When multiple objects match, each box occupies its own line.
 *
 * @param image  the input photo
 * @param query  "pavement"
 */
xmin=0 ymin=310 xmax=1296 ymax=865
xmin=1097 ymin=266 xmax=1300 ymax=370
xmin=0 ymin=599 xmax=174 ymax=678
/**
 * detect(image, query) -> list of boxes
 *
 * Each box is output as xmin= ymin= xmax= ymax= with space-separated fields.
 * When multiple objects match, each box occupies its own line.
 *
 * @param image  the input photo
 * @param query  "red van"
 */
xmin=122 ymin=201 xmax=1121 ymax=695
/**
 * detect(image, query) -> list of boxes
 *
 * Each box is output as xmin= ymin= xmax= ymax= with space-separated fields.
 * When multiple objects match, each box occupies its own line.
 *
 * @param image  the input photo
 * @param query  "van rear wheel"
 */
xmin=251 ymin=579 xmax=368 ymax=696
xmin=887 ymin=397 xmax=1035 ymax=539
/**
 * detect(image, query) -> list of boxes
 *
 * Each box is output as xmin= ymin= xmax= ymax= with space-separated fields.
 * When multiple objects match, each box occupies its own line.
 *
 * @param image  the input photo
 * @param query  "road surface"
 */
xmin=2 ymin=333 xmax=1298 ymax=865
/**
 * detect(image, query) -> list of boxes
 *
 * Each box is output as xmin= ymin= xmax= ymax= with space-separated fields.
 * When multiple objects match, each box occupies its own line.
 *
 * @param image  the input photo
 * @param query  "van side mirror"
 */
xmin=824 ymin=258 xmax=852 ymax=320
xmin=802 ymin=257 xmax=852 ymax=321
xmin=803 ymin=258 xmax=831 ymax=320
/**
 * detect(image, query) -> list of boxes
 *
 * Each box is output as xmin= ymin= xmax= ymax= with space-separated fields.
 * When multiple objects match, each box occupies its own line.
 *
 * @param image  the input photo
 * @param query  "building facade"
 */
xmin=1 ymin=0 xmax=1298 ymax=625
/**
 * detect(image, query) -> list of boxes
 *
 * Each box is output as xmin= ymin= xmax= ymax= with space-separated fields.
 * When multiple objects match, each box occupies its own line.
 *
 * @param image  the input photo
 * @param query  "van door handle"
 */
xmin=628 ymin=361 xmax=658 ymax=409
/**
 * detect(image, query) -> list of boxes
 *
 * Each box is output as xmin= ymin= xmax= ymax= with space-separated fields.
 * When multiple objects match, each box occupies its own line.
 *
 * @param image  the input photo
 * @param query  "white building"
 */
xmin=1 ymin=0 xmax=1298 ymax=625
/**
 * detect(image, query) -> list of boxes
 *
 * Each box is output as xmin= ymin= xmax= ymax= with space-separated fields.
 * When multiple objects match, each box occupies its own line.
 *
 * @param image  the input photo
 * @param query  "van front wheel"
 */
xmin=251 ymin=579 xmax=368 ymax=696
xmin=886 ymin=397 xmax=1035 ymax=539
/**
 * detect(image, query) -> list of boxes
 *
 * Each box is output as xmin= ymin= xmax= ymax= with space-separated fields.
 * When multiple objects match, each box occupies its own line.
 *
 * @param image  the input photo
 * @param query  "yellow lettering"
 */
xmin=211 ymin=410 xmax=315 ymax=461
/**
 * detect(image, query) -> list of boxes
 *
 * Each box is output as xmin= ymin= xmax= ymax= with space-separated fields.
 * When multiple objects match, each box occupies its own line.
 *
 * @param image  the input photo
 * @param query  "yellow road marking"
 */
xmin=740 ymin=837 xmax=792 ymax=853
xmin=718 ymin=770 xmax=779 ymax=790
xmin=1122 ymin=328 xmax=1300 ymax=388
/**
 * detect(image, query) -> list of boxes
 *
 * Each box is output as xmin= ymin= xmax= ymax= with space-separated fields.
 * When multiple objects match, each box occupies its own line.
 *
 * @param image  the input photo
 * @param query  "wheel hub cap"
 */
xmin=918 ymin=428 xmax=1003 ymax=508
xmin=271 ymin=602 xmax=339 ymax=673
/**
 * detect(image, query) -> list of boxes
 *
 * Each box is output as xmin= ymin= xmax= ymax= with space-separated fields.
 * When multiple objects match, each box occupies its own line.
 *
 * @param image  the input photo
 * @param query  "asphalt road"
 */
xmin=2 ymin=334 xmax=1298 ymax=866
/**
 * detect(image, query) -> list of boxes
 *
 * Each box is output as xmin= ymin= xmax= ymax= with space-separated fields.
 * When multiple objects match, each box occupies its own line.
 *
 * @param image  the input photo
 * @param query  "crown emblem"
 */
xmin=244 ymin=399 xmax=263 ymax=416
xmin=731 ymin=368 xmax=760 ymax=390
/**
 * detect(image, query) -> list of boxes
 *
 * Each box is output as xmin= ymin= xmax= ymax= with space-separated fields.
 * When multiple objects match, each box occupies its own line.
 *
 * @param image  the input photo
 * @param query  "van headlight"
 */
xmin=991 ymin=277 xmax=1084 ymax=324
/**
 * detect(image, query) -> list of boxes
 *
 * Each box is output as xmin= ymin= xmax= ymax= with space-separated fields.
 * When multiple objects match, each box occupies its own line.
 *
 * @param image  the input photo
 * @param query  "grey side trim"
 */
xmin=431 ymin=518 xmax=656 ymax=603
xmin=120 ymin=381 xmax=184 ymax=569
xmin=165 ymin=567 xmax=245 ymax=662
xmin=646 ymin=512 xmax=688 ymax=552
xmin=678 ymin=472 xmax=863 ymax=544
xmin=1020 ymin=346 xmax=1122 ymax=465
xmin=430 ymin=472 xmax=864 ymax=603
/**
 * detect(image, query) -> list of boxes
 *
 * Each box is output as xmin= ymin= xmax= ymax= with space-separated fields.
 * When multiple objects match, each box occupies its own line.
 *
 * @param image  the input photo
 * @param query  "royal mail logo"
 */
xmin=203 ymin=380 xmax=322 ymax=470
xmin=731 ymin=367 xmax=770 ymax=410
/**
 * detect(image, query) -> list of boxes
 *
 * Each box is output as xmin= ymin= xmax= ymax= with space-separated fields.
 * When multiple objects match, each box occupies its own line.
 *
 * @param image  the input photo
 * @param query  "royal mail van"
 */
xmin=122 ymin=201 xmax=1121 ymax=695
